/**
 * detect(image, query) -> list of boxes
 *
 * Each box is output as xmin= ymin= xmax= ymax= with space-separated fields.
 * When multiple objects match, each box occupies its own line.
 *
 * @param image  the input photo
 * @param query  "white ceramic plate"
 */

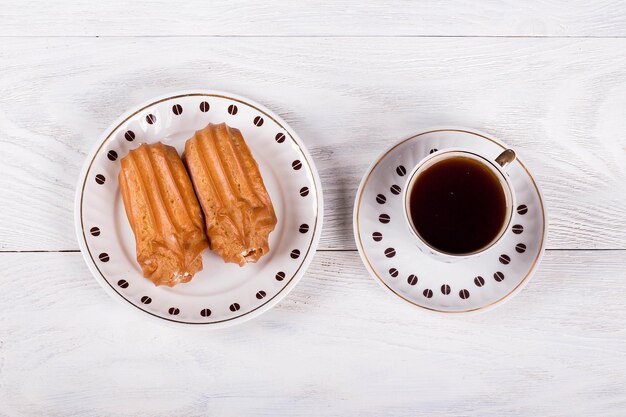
xmin=75 ymin=90 xmax=323 ymax=327
xmin=354 ymin=128 xmax=546 ymax=313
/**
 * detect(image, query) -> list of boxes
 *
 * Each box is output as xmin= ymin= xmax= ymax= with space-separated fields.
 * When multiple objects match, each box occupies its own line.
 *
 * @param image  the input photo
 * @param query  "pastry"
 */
xmin=184 ymin=123 xmax=277 ymax=266
xmin=119 ymin=142 xmax=208 ymax=286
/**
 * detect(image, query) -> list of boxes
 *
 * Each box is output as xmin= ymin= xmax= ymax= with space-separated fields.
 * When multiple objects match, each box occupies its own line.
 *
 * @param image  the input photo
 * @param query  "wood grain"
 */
xmin=2 ymin=1 xmax=626 ymax=37
xmin=0 ymin=250 xmax=625 ymax=416
xmin=1 ymin=37 xmax=626 ymax=250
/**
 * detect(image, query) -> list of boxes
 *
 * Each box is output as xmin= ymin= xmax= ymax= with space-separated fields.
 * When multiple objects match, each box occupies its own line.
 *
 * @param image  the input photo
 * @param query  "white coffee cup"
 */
xmin=402 ymin=148 xmax=516 ymax=262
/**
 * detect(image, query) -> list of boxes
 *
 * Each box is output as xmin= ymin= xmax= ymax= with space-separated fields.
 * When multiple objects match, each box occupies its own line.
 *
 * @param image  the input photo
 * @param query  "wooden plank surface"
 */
xmin=1 ymin=37 xmax=626 ymax=251
xmin=2 ymin=1 xmax=626 ymax=37
xmin=0 ymin=250 xmax=625 ymax=417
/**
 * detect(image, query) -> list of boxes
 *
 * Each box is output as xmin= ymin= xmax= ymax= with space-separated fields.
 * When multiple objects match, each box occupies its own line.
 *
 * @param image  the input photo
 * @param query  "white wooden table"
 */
xmin=2 ymin=2 xmax=626 ymax=416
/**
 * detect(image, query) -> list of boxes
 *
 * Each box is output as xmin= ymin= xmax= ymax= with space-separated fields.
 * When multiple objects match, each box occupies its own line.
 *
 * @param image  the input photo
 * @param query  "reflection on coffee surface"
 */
xmin=409 ymin=156 xmax=507 ymax=254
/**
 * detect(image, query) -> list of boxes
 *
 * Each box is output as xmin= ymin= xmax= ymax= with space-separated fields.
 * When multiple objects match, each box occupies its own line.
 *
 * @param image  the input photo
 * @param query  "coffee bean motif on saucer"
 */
xmin=474 ymin=276 xmax=485 ymax=287
xmin=441 ymin=284 xmax=451 ymax=295
xmin=199 ymin=101 xmax=210 ymax=112
xmin=200 ymin=308 xmax=212 ymax=317
xmin=517 ymin=204 xmax=528 ymax=215
xmin=172 ymin=104 xmax=183 ymax=115
xmin=379 ymin=214 xmax=390 ymax=224
xmin=407 ymin=274 xmax=418 ymax=285
xmin=146 ymin=114 xmax=156 ymax=124
xmin=228 ymin=104 xmax=238 ymax=115
xmin=300 ymin=187 xmax=309 ymax=197
xmin=168 ymin=307 xmax=180 ymax=315
xmin=384 ymin=248 xmax=396 ymax=258
xmin=95 ymin=174 xmax=106 ymax=185
xmin=423 ymin=289 xmax=433 ymax=298
xmin=290 ymin=249 xmax=301 ymax=259
xmin=229 ymin=303 xmax=240 ymax=312
xmin=376 ymin=194 xmax=386 ymax=204
xmin=99 ymin=253 xmax=109 ymax=262
xmin=389 ymin=268 xmax=398 ymax=277
xmin=90 ymin=227 xmax=100 ymax=237
xmin=429 ymin=148 xmax=438 ymax=154
xmin=396 ymin=165 xmax=407 ymax=176
xmin=141 ymin=296 xmax=152 ymax=304
xmin=256 ymin=291 xmax=266 ymax=299
xmin=372 ymin=232 xmax=383 ymax=242
xmin=512 ymin=224 xmax=524 ymax=234
xmin=299 ymin=224 xmax=309 ymax=234
xmin=124 ymin=130 xmax=135 ymax=141
xmin=499 ymin=254 xmax=511 ymax=265
xmin=275 ymin=132 xmax=285 ymax=143
xmin=459 ymin=289 xmax=470 ymax=299
xmin=516 ymin=243 xmax=526 ymax=253
xmin=494 ymin=271 xmax=505 ymax=282
xmin=253 ymin=116 xmax=264 ymax=126
xmin=275 ymin=271 xmax=286 ymax=281
xmin=292 ymin=160 xmax=302 ymax=170
xmin=117 ymin=279 xmax=129 ymax=289
xmin=390 ymin=185 xmax=401 ymax=195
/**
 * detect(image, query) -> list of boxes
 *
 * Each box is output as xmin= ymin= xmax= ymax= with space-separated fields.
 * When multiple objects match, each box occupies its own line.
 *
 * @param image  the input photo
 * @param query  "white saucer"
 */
xmin=353 ymin=128 xmax=546 ymax=313
xmin=75 ymin=90 xmax=323 ymax=327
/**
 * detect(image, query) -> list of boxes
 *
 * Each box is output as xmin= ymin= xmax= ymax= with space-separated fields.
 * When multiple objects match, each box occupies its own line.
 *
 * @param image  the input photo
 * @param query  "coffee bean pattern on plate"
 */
xmin=390 ymin=185 xmax=401 ymax=195
xmin=229 ymin=303 xmax=240 ymax=312
xmin=512 ymin=224 xmax=524 ymax=234
xmin=494 ymin=271 xmax=505 ymax=282
xmin=372 ymin=232 xmax=383 ymax=242
xmin=290 ymin=249 xmax=301 ymax=259
xmin=517 ymin=204 xmax=528 ymax=215
xmin=292 ymin=160 xmax=302 ymax=170
xmin=474 ymin=276 xmax=485 ymax=287
xmin=90 ymin=227 xmax=100 ymax=236
xmin=124 ymin=130 xmax=135 ymax=141
xmin=275 ymin=132 xmax=285 ymax=143
xmin=172 ymin=104 xmax=183 ymax=115
xmin=407 ymin=274 xmax=418 ymax=285
xmin=228 ymin=104 xmax=238 ymax=115
xmin=95 ymin=174 xmax=106 ymax=185
xmin=376 ymin=194 xmax=386 ymax=204
xmin=384 ymin=248 xmax=396 ymax=258
xmin=300 ymin=187 xmax=309 ymax=197
xmin=253 ymin=116 xmax=264 ymax=126
xmin=441 ymin=284 xmax=451 ymax=295
xmin=499 ymin=254 xmax=511 ymax=264
xmin=256 ymin=291 xmax=266 ymax=299
xmin=299 ymin=224 xmax=310 ymax=234
xmin=389 ymin=268 xmax=398 ymax=277
xmin=200 ymin=308 xmax=212 ymax=317
xmin=168 ymin=307 xmax=180 ymax=315
xmin=459 ymin=289 xmax=470 ymax=299
xmin=99 ymin=253 xmax=109 ymax=262
xmin=516 ymin=243 xmax=526 ymax=253
xmin=141 ymin=296 xmax=152 ymax=305
xmin=423 ymin=289 xmax=433 ymax=298
xmin=146 ymin=114 xmax=156 ymax=124
xmin=396 ymin=165 xmax=407 ymax=176
xmin=199 ymin=101 xmax=210 ymax=112
xmin=379 ymin=214 xmax=390 ymax=224
xmin=275 ymin=271 xmax=286 ymax=281
xmin=107 ymin=150 xmax=118 ymax=161
xmin=117 ymin=279 xmax=129 ymax=289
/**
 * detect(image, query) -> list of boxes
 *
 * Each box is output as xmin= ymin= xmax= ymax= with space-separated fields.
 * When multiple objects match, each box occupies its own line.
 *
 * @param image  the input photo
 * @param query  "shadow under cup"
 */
xmin=404 ymin=150 xmax=514 ymax=258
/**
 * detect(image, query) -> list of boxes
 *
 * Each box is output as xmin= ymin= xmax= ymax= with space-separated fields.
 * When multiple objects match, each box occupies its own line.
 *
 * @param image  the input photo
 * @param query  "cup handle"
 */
xmin=495 ymin=149 xmax=516 ymax=170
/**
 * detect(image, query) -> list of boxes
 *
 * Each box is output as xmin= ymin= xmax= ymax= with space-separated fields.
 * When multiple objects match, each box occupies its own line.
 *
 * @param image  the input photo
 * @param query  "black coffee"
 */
xmin=408 ymin=156 xmax=507 ymax=254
